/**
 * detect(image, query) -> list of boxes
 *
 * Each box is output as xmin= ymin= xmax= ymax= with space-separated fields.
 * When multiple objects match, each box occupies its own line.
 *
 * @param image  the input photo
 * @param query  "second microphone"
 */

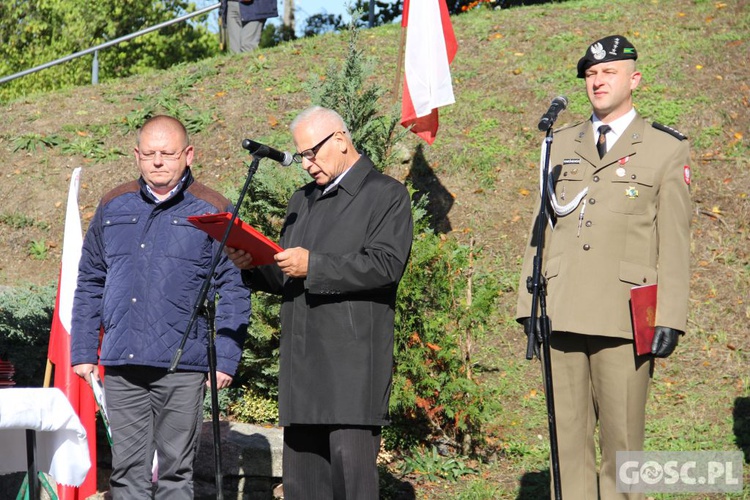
xmin=241 ymin=139 xmax=293 ymax=166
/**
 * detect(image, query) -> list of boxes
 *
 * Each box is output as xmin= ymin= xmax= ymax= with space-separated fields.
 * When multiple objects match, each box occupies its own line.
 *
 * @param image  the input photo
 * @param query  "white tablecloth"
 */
xmin=0 ymin=387 xmax=90 ymax=486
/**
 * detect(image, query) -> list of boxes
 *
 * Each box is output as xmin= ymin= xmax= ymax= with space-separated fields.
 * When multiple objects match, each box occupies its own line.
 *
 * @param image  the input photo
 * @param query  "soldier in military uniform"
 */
xmin=516 ymin=35 xmax=692 ymax=499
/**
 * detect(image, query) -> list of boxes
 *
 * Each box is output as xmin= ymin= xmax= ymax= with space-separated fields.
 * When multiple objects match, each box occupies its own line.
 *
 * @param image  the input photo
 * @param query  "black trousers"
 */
xmin=282 ymin=424 xmax=381 ymax=500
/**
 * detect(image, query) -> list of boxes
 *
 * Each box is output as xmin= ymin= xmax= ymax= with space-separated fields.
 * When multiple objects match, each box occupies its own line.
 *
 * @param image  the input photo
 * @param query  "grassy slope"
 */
xmin=1 ymin=0 xmax=749 ymax=497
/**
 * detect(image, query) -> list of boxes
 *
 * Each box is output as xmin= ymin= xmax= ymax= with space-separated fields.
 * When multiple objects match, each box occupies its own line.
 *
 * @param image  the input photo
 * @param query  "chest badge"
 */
xmin=618 ymin=156 xmax=630 ymax=165
xmin=625 ymin=186 xmax=639 ymax=199
xmin=616 ymin=167 xmax=626 ymax=177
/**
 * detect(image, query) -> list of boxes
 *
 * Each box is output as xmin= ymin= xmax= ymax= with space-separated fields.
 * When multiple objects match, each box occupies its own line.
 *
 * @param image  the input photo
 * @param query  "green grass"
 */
xmin=11 ymin=132 xmax=63 ymax=152
xmin=0 ymin=213 xmax=37 ymax=229
xmin=0 ymin=0 xmax=748 ymax=497
xmin=27 ymin=240 xmax=48 ymax=260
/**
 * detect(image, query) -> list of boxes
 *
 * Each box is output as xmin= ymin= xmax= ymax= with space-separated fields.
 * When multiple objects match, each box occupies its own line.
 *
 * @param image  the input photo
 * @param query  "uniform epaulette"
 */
xmin=652 ymin=122 xmax=687 ymax=141
xmin=556 ymin=120 xmax=585 ymax=133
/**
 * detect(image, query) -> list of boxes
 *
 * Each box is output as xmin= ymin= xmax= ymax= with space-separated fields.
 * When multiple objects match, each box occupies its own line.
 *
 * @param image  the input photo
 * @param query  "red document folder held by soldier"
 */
xmin=187 ymin=212 xmax=283 ymax=266
xmin=630 ymin=284 xmax=657 ymax=356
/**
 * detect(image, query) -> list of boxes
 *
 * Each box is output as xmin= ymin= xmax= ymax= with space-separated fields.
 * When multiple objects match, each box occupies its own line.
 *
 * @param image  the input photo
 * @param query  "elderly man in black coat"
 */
xmin=226 ymin=106 xmax=414 ymax=499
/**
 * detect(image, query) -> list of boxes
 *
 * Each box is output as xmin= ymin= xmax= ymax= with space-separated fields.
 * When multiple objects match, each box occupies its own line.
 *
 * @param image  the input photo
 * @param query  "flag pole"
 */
xmin=43 ymin=359 xmax=53 ymax=388
xmin=392 ymin=23 xmax=407 ymax=105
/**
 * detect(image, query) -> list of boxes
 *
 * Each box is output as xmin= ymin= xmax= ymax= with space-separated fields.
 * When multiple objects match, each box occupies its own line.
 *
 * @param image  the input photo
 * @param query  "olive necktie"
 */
xmin=597 ymin=124 xmax=611 ymax=159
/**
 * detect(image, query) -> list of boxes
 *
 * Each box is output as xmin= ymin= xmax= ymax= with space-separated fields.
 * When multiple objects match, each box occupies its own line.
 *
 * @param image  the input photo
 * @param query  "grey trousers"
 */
xmin=282 ymin=424 xmax=382 ymax=500
xmin=105 ymin=366 xmax=206 ymax=499
xmin=226 ymin=1 xmax=265 ymax=53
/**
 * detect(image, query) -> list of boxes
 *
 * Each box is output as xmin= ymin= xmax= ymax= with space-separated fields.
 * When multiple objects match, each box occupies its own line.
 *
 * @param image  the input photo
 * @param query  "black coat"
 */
xmin=249 ymin=155 xmax=413 ymax=426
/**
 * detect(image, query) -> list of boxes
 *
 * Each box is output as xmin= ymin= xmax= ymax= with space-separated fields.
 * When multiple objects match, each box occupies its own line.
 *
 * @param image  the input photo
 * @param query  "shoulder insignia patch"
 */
xmin=652 ymin=122 xmax=687 ymax=141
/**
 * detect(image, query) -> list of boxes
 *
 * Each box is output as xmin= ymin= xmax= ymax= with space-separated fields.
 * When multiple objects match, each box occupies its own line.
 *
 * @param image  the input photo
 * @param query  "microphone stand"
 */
xmin=169 ymin=154 xmax=262 ymax=500
xmin=525 ymin=125 xmax=562 ymax=499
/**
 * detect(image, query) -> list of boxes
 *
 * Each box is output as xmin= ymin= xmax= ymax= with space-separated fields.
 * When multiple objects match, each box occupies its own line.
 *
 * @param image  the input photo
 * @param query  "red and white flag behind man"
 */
xmin=400 ymin=0 xmax=458 ymax=144
xmin=47 ymin=167 xmax=98 ymax=500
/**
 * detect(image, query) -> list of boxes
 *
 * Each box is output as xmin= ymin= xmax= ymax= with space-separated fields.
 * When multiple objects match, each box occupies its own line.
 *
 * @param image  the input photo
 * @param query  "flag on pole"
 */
xmin=400 ymin=0 xmax=458 ymax=144
xmin=47 ymin=167 xmax=98 ymax=500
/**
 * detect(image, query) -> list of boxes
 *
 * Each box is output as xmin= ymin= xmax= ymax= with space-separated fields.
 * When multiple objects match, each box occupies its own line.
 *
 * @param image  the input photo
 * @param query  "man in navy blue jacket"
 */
xmin=71 ymin=115 xmax=250 ymax=499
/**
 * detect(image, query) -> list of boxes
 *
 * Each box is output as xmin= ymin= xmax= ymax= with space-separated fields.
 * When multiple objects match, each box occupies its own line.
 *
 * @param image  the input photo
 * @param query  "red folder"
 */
xmin=187 ymin=212 xmax=283 ymax=266
xmin=630 ymin=284 xmax=657 ymax=356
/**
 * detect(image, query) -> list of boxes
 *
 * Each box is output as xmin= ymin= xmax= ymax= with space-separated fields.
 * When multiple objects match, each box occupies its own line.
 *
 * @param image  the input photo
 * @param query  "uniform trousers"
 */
xmin=282 ymin=424 xmax=381 ymax=500
xmin=226 ymin=1 xmax=265 ymax=53
xmin=546 ymin=332 xmax=653 ymax=500
xmin=105 ymin=366 xmax=206 ymax=499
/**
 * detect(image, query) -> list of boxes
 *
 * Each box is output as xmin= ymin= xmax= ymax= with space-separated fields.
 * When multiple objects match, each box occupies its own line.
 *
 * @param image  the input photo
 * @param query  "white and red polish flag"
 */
xmin=400 ymin=0 xmax=458 ymax=144
xmin=46 ymin=167 xmax=98 ymax=500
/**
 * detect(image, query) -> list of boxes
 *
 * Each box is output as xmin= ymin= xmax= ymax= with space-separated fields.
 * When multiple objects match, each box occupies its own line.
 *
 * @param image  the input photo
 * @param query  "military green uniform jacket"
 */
xmin=516 ymin=113 xmax=691 ymax=339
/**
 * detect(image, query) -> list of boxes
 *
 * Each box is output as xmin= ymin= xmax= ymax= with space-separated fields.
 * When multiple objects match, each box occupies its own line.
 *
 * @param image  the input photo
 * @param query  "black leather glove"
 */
xmin=521 ymin=317 xmax=544 ymax=359
xmin=651 ymin=326 xmax=683 ymax=358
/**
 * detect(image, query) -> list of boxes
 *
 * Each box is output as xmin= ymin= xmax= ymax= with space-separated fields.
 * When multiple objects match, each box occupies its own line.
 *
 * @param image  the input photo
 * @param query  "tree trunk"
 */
xmin=283 ymin=0 xmax=295 ymax=33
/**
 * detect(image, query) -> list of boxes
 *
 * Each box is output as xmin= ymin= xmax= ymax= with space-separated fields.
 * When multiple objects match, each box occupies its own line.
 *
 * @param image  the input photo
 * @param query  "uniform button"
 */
xmin=631 ymin=174 xmax=637 ymax=180
xmin=588 ymin=198 xmax=596 ymax=205
xmin=583 ymin=244 xmax=591 ymax=251
xmin=585 ymin=220 xmax=592 ymax=227
xmin=131 ymin=297 xmax=137 ymax=303
xmin=643 ymin=278 xmax=647 ymax=283
xmin=563 ymin=172 xmax=568 ymax=177
xmin=128 ymin=354 xmax=134 ymax=360
xmin=140 ymin=243 xmax=146 ymax=249
xmin=593 ymin=176 xmax=600 ymax=182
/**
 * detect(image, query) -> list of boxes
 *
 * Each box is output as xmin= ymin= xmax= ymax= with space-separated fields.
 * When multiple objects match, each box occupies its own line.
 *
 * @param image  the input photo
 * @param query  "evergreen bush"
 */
xmin=0 ymin=284 xmax=56 ymax=387
xmin=389 ymin=197 xmax=499 ymax=454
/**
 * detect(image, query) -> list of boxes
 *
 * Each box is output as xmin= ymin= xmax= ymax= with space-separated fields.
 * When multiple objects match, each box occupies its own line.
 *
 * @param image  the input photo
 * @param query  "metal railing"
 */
xmin=0 ymin=3 xmax=220 ymax=86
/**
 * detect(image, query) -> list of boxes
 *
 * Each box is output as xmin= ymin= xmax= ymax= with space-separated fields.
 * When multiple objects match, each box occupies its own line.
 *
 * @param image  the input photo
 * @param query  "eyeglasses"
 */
xmin=292 ymin=132 xmax=337 ymax=164
xmin=138 ymin=147 xmax=188 ymax=162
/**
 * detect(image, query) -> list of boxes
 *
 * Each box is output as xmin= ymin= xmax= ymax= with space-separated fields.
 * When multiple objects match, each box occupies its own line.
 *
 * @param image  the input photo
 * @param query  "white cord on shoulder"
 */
xmin=539 ymin=139 xmax=588 ymax=225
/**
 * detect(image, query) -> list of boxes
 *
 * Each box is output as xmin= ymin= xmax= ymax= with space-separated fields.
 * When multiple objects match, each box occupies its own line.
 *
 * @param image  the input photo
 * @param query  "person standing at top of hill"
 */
xmin=220 ymin=0 xmax=278 ymax=53
xmin=70 ymin=115 xmax=251 ymax=498
xmin=516 ymin=35 xmax=692 ymax=499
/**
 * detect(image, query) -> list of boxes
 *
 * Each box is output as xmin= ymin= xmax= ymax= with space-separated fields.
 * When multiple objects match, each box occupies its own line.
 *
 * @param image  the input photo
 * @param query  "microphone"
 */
xmin=241 ymin=139 xmax=293 ymax=166
xmin=537 ymin=96 xmax=568 ymax=131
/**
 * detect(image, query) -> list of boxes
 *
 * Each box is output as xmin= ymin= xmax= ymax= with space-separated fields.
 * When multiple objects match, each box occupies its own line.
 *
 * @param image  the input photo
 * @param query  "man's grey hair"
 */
xmin=290 ymin=106 xmax=350 ymax=136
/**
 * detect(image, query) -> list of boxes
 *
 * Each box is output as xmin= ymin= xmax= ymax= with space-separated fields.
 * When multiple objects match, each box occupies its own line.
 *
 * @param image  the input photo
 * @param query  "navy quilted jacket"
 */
xmin=70 ymin=170 xmax=251 ymax=374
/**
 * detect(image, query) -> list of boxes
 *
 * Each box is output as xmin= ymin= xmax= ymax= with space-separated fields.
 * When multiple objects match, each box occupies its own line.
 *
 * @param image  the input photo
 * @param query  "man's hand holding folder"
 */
xmin=187 ymin=212 xmax=283 ymax=266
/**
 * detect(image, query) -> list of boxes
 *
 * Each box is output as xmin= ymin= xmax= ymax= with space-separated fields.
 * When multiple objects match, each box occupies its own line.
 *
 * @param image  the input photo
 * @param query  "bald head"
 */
xmin=137 ymin=115 xmax=189 ymax=149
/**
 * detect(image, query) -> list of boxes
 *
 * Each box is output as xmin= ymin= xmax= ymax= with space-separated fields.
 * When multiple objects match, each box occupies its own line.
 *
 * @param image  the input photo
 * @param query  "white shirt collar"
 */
xmin=322 ymin=165 xmax=352 ymax=195
xmin=146 ymin=170 xmax=189 ymax=203
xmin=591 ymin=108 xmax=637 ymax=149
